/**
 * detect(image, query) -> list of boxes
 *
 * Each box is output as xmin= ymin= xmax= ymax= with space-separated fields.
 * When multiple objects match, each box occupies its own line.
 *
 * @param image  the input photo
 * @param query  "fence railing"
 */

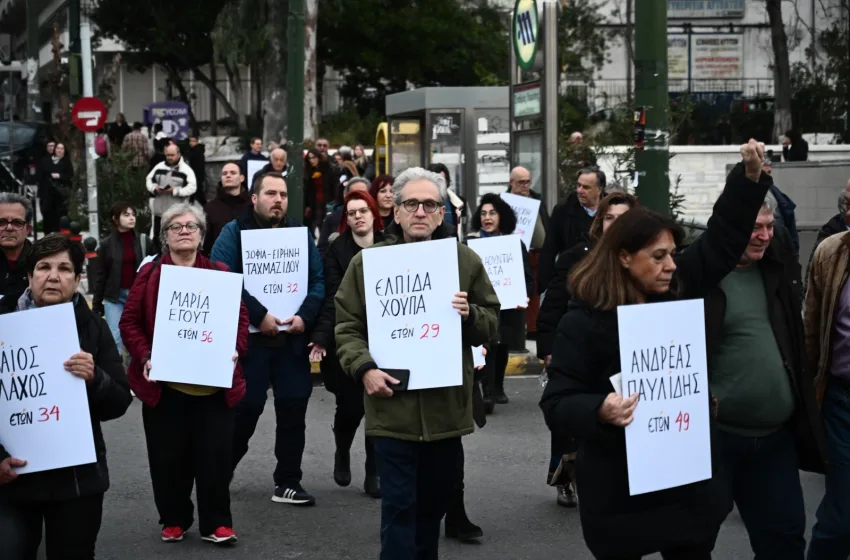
xmin=562 ymin=78 xmax=776 ymax=109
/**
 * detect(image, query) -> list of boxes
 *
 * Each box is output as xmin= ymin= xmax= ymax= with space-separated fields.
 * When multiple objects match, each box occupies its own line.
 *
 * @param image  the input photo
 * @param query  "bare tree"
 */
xmin=766 ymin=0 xmax=793 ymax=142
xmin=262 ymin=0 xmax=287 ymax=145
xmin=304 ymin=0 xmax=318 ymax=141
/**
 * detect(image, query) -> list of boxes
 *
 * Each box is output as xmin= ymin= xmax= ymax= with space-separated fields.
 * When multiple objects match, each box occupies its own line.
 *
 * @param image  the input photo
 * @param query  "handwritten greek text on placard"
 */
xmin=500 ymin=193 xmax=540 ymax=249
xmin=468 ymin=236 xmax=527 ymax=310
xmin=0 ymin=303 xmax=96 ymax=474
xmin=618 ymin=299 xmax=711 ymax=496
xmin=363 ymin=239 xmax=462 ymax=390
xmin=241 ymin=228 xmax=309 ymax=332
xmin=150 ymin=265 xmax=243 ymax=388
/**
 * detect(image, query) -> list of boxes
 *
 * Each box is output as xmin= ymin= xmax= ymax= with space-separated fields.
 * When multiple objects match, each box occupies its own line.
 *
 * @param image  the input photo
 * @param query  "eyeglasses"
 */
xmin=401 ymin=199 xmax=441 ymax=214
xmin=167 ymin=222 xmax=201 ymax=233
xmin=346 ymin=208 xmax=371 ymax=219
xmin=0 ymin=219 xmax=27 ymax=231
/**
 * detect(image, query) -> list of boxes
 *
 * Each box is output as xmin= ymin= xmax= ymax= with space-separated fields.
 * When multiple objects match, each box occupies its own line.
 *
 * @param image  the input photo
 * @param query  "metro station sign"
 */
xmin=512 ymin=0 xmax=539 ymax=70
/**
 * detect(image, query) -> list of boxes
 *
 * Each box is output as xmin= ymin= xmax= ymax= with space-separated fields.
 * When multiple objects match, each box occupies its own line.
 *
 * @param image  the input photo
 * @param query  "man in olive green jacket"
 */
xmin=335 ymin=167 xmax=499 ymax=559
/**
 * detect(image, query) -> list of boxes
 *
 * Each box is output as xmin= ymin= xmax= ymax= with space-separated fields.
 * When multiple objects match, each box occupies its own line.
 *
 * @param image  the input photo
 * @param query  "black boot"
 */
xmin=363 ymin=436 xmax=381 ymax=498
xmin=333 ymin=425 xmax=355 ymax=487
xmin=445 ymin=490 xmax=483 ymax=541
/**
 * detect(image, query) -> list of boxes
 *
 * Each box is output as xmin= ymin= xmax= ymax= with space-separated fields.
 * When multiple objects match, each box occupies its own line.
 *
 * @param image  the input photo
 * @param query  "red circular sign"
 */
xmin=71 ymin=97 xmax=108 ymax=133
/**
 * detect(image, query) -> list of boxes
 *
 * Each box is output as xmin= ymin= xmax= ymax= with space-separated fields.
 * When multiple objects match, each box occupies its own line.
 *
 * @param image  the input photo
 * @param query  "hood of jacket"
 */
xmin=818 ymin=213 xmax=847 ymax=242
xmin=215 ymin=184 xmax=252 ymax=207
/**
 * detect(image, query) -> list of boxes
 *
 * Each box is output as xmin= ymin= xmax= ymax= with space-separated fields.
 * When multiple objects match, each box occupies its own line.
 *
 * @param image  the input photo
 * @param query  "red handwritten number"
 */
xmin=503 ymin=278 xmax=512 ymax=286
xmin=420 ymin=324 xmax=441 ymax=339
xmin=37 ymin=406 xmax=59 ymax=422
xmin=287 ymin=283 xmax=299 ymax=294
xmin=201 ymin=331 xmax=214 ymax=343
xmin=675 ymin=411 xmax=690 ymax=432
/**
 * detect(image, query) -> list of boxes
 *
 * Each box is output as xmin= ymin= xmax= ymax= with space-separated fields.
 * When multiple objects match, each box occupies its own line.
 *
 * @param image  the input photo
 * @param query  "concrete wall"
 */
xmin=595 ymin=145 xmax=850 ymax=226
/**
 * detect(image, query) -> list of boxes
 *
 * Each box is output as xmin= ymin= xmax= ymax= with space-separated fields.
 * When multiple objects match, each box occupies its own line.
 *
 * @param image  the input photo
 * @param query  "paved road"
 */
xmin=88 ymin=377 xmax=825 ymax=560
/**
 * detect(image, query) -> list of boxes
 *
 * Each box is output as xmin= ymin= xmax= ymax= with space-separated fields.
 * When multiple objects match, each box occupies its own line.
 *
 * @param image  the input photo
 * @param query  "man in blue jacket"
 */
xmin=211 ymin=171 xmax=325 ymax=506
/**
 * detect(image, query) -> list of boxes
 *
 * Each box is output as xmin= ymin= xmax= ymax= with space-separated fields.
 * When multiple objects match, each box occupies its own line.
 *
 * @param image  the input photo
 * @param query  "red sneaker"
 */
xmin=202 ymin=526 xmax=238 ymax=544
xmin=161 ymin=526 xmax=185 ymax=542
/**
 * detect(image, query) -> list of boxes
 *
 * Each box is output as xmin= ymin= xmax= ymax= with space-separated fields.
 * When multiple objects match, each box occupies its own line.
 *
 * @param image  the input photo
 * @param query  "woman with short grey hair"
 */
xmin=120 ymin=201 xmax=250 ymax=545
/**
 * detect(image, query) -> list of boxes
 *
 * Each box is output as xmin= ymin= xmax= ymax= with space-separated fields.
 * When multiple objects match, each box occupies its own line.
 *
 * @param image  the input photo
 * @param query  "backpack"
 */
xmin=95 ymin=134 xmax=108 ymax=157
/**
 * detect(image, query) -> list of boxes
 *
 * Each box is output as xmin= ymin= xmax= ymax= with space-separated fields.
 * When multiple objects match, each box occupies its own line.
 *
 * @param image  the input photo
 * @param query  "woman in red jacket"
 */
xmin=119 ymin=202 xmax=249 ymax=546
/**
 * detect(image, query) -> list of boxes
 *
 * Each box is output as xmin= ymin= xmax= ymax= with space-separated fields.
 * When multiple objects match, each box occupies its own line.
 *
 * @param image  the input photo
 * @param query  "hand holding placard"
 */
xmin=64 ymin=351 xmax=95 ymax=383
xmin=281 ymin=315 xmax=305 ymax=334
xmin=0 ymin=457 xmax=26 ymax=484
xmin=451 ymin=291 xmax=469 ymax=319
xmin=363 ymin=368 xmax=400 ymax=398
xmin=599 ymin=392 xmax=639 ymax=427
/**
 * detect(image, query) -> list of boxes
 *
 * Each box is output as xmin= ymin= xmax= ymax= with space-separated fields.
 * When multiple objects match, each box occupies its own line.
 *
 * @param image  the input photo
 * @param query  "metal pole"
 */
xmin=25 ymin=0 xmax=39 ymax=121
xmin=542 ymin=0 xmax=558 ymax=212
xmin=509 ymin=16 xmax=517 ymax=170
xmin=80 ymin=1 xmax=99 ymax=236
xmin=285 ymin=0 xmax=305 ymax=226
xmin=634 ymin=0 xmax=669 ymax=214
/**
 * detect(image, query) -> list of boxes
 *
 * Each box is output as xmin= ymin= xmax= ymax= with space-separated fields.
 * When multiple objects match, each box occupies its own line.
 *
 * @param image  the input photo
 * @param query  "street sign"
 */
xmin=512 ymin=0 xmax=539 ymax=71
xmin=71 ymin=97 xmax=107 ymax=132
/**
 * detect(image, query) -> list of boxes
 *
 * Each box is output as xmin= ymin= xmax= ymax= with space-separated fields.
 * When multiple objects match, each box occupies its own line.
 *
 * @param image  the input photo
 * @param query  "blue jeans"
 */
xmin=374 ymin=436 xmax=461 ymax=560
xmin=104 ymin=289 xmax=129 ymax=355
xmin=808 ymin=380 xmax=850 ymax=560
xmin=718 ymin=426 xmax=806 ymax=560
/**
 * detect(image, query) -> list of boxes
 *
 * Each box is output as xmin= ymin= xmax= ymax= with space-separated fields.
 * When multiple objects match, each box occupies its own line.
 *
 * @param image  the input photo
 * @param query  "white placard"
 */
xmin=241 ymin=227 xmax=309 ymax=333
xmin=500 ymin=192 xmax=540 ymax=249
xmin=150 ymin=266 xmax=244 ymax=388
xmin=363 ymin=238 xmax=462 ymax=390
xmin=472 ymin=346 xmax=486 ymax=368
xmin=0 ymin=303 xmax=96 ymax=474
xmin=247 ymin=159 xmax=266 ymax=191
xmin=618 ymin=299 xmax=711 ymax=496
xmin=468 ymin=236 xmax=527 ymax=310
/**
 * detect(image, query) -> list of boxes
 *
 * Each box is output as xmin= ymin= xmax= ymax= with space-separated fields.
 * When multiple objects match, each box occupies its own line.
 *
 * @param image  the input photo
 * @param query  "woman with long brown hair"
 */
xmin=540 ymin=141 xmax=771 ymax=559
xmin=310 ymin=190 xmax=384 ymax=499
xmin=537 ymin=190 xmax=638 ymax=507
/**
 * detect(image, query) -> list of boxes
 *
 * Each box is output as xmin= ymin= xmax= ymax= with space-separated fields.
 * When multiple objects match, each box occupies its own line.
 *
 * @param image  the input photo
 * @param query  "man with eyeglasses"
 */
xmin=0 ymin=193 xmax=34 ymax=302
xmin=335 ymin=167 xmax=500 ymax=559
xmin=538 ymin=167 xmax=605 ymax=293
xmin=146 ymin=143 xmax=197 ymax=251
xmin=211 ymin=171 xmax=325 ymax=508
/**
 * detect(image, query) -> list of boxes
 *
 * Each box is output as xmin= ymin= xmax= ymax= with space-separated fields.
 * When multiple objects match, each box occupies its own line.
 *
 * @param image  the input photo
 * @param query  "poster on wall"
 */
xmin=690 ymin=34 xmax=743 ymax=92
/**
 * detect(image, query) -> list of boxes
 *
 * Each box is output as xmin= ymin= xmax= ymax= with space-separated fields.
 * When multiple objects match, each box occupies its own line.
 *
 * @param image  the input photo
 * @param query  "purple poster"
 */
xmin=143 ymin=102 xmax=190 ymax=140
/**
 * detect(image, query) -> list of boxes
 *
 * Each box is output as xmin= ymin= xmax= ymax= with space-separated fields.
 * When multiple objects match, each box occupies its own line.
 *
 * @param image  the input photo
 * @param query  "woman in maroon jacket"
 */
xmin=120 ymin=202 xmax=249 ymax=546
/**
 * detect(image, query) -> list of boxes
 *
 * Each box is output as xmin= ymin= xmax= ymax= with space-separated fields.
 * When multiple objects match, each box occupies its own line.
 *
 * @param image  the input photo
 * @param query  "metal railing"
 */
xmin=562 ymin=78 xmax=776 ymax=109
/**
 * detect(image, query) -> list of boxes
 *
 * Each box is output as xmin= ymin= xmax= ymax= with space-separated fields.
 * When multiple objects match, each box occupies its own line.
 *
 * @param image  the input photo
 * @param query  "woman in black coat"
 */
xmin=536 ymin=191 xmax=638 ymax=507
xmin=309 ymin=190 xmax=384 ymax=499
xmin=92 ymin=202 xmax=153 ymax=358
xmin=540 ymin=144 xmax=771 ymax=559
xmin=468 ymin=193 xmax=534 ymax=407
xmin=38 ymin=142 xmax=74 ymax=234
xmin=0 ymin=234 xmax=132 ymax=559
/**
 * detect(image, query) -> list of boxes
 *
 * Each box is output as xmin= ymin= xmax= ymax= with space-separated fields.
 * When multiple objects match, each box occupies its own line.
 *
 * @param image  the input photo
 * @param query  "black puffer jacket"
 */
xmin=540 ymin=162 xmax=772 ymax=558
xmin=0 ymin=294 xmax=132 ymax=502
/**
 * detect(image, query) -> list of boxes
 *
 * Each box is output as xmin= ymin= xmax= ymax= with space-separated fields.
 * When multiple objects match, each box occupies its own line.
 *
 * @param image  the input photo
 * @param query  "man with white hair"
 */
xmin=708 ymin=189 xmax=825 ymax=558
xmin=334 ymin=168 xmax=500 ymax=559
